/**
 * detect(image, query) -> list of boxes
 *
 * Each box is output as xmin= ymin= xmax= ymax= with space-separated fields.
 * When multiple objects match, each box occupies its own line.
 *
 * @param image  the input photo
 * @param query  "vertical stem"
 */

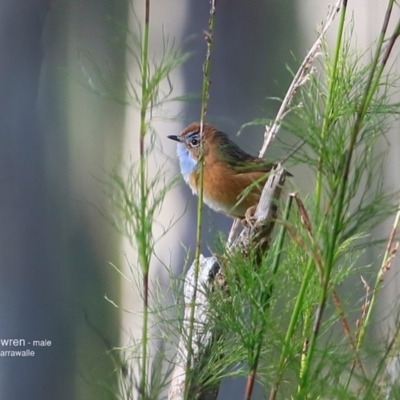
xmin=297 ymin=2 xmax=397 ymax=396
xmin=139 ymin=0 xmax=151 ymax=396
xmin=245 ymin=195 xmax=293 ymax=400
xmin=269 ymin=257 xmax=315 ymax=400
xmin=270 ymin=8 xmax=348 ymax=396
xmin=348 ymin=16 xmax=400 ymax=364
xmin=314 ymin=0 xmax=348 ymax=221
xmin=183 ymin=2 xmax=217 ymax=399
xmin=357 ymin=199 xmax=400 ymax=349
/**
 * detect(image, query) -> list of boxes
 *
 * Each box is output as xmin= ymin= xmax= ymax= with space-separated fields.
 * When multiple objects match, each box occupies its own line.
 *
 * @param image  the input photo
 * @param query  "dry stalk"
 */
xmin=259 ymin=0 xmax=343 ymax=158
xmin=227 ymin=0 xmax=343 ymax=243
xmin=287 ymin=193 xmax=366 ymax=377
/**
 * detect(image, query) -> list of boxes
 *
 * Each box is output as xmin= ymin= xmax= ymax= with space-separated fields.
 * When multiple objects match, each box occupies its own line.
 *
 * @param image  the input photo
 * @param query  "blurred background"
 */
xmin=0 ymin=0 xmax=398 ymax=399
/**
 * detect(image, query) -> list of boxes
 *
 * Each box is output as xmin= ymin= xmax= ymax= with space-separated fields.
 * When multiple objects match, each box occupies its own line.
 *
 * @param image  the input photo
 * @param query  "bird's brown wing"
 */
xmin=232 ymin=158 xmax=277 ymax=174
xmin=235 ymin=159 xmax=293 ymax=177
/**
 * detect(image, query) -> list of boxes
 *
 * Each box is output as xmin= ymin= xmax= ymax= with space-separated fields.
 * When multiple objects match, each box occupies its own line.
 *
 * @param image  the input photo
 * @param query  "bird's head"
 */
xmin=168 ymin=122 xmax=216 ymax=162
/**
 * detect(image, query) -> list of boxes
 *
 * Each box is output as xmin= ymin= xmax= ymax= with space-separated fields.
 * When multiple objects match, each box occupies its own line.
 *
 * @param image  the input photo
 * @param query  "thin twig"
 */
xmin=185 ymin=2 xmax=217 ymax=399
xmin=138 ymin=0 xmax=151 ymax=395
xmin=168 ymin=255 xmax=221 ymax=400
xmin=258 ymin=0 xmax=343 ymax=158
xmin=348 ymin=276 xmax=371 ymax=382
xmin=356 ymin=195 xmax=400 ymax=350
xmin=244 ymin=193 xmax=293 ymax=400
xmin=227 ymin=0 xmax=342 ymax=243
xmin=295 ymin=194 xmax=363 ymax=373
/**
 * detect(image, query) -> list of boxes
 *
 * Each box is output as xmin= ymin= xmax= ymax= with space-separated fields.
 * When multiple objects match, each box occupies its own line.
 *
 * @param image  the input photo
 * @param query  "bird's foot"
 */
xmin=241 ymin=205 xmax=257 ymax=228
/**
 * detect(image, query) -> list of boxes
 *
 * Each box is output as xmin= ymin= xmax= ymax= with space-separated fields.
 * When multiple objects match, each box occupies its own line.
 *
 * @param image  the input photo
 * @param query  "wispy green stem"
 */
xmin=298 ymin=2 xmax=399 ymax=396
xmin=269 ymin=4 xmax=350 ymax=397
xmin=357 ymin=198 xmax=400 ymax=349
xmin=345 ymin=4 xmax=400 ymax=393
xmin=245 ymin=194 xmax=293 ymax=400
xmin=314 ymin=0 xmax=348 ymax=222
xmin=270 ymin=194 xmax=294 ymax=276
xmin=183 ymin=2 xmax=217 ymax=399
xmin=139 ymin=0 xmax=151 ymax=396
xmin=269 ymin=253 xmax=315 ymax=400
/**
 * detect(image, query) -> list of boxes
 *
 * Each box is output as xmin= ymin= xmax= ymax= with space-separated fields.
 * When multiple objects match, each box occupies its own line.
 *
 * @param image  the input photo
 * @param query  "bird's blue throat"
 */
xmin=176 ymin=143 xmax=197 ymax=184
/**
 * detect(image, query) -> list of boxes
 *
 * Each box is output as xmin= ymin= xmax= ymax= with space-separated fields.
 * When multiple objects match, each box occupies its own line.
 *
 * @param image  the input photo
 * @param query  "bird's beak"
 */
xmin=167 ymin=135 xmax=181 ymax=142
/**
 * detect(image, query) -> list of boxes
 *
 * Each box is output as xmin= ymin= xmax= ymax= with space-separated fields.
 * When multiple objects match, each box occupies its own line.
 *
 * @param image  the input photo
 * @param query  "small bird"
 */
xmin=168 ymin=122 xmax=285 ymax=218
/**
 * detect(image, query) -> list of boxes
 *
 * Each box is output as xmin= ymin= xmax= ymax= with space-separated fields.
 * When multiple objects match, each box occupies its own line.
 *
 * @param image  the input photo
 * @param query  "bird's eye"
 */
xmin=190 ymin=138 xmax=199 ymax=147
xmin=185 ymin=131 xmax=201 ymax=148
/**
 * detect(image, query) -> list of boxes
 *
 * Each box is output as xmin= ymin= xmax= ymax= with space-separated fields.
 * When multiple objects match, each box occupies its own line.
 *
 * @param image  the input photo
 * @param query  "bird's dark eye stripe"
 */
xmin=186 ymin=131 xmax=199 ymax=139
xmin=185 ymin=132 xmax=201 ymax=147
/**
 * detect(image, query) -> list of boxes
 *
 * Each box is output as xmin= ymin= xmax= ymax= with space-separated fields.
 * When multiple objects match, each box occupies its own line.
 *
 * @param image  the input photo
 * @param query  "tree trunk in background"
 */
xmin=0 ymin=1 xmax=127 ymax=399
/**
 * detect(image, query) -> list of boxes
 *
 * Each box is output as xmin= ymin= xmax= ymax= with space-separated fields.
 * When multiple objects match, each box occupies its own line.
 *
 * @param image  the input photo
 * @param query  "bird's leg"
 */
xmin=242 ymin=205 xmax=257 ymax=228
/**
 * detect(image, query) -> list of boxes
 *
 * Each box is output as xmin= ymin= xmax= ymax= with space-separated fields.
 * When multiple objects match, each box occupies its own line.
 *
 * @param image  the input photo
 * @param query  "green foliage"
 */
xmin=100 ymin=1 xmax=400 ymax=400
xmin=96 ymin=3 xmax=190 ymax=400
xmin=163 ymin=7 xmax=400 ymax=400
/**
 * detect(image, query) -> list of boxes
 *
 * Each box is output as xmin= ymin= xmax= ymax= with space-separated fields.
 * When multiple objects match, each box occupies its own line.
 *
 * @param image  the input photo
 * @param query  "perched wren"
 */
xmin=168 ymin=122 xmax=286 ymax=218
